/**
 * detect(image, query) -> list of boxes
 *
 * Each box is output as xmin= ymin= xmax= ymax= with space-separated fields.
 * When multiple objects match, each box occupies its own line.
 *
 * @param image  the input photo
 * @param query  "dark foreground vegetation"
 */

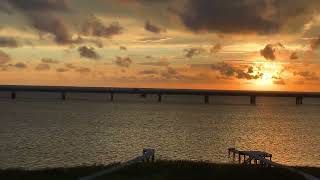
xmin=1 ymin=161 xmax=319 ymax=180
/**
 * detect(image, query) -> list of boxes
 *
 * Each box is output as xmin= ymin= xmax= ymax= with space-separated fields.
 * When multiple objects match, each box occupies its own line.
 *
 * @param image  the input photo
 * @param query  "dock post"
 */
xmin=110 ymin=92 xmax=114 ymax=102
xmin=158 ymin=94 xmax=162 ymax=103
xmin=11 ymin=91 xmax=16 ymax=99
xmin=250 ymin=95 xmax=256 ymax=105
xmin=296 ymin=96 xmax=303 ymax=105
xmin=142 ymin=149 xmax=155 ymax=163
xmin=204 ymin=95 xmax=209 ymax=104
xmin=238 ymin=154 xmax=241 ymax=164
xmin=61 ymin=92 xmax=66 ymax=100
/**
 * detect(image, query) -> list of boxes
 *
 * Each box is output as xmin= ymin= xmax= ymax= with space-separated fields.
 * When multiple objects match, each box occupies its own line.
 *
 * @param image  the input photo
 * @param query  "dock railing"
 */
xmin=228 ymin=148 xmax=319 ymax=180
xmin=78 ymin=148 xmax=155 ymax=180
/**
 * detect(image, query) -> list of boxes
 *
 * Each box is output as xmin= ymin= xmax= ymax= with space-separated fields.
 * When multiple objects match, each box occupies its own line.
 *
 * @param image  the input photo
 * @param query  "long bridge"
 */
xmin=0 ymin=85 xmax=320 ymax=105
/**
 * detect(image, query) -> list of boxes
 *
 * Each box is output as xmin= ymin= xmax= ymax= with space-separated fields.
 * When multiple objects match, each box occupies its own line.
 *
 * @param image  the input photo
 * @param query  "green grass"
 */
xmin=0 ymin=164 xmax=117 ymax=180
xmin=296 ymin=166 xmax=320 ymax=178
xmin=97 ymin=160 xmax=318 ymax=180
xmin=1 ymin=161 xmax=319 ymax=180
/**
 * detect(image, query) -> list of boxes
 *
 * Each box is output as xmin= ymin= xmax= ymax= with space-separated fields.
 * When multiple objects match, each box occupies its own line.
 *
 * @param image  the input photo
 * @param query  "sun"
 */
xmin=260 ymin=72 xmax=273 ymax=85
xmin=253 ymin=62 xmax=283 ymax=87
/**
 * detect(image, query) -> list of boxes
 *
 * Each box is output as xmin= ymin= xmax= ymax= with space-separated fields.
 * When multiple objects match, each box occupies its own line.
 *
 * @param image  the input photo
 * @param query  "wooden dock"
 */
xmin=228 ymin=148 xmax=273 ymax=166
xmin=228 ymin=148 xmax=319 ymax=180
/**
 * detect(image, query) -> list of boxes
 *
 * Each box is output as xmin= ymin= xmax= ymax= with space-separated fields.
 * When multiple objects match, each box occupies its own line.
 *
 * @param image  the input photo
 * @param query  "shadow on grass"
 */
xmin=0 ymin=164 xmax=117 ymax=180
xmin=1 ymin=161 xmax=319 ymax=180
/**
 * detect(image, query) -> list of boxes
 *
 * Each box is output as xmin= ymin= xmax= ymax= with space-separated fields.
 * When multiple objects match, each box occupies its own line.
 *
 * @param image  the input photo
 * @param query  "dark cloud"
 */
xmin=115 ymin=56 xmax=133 ymax=68
xmin=13 ymin=62 xmax=27 ymax=69
xmin=120 ymin=46 xmax=127 ymax=50
xmin=74 ymin=36 xmax=104 ymax=48
xmin=260 ymin=43 xmax=284 ymax=60
xmin=91 ymin=39 xmax=104 ymax=48
xmin=41 ymin=58 xmax=59 ymax=64
xmin=4 ymin=0 xmax=70 ymax=12
xmin=272 ymin=76 xmax=286 ymax=85
xmin=157 ymin=66 xmax=210 ymax=81
xmin=76 ymin=67 xmax=91 ymax=73
xmin=31 ymin=14 xmax=73 ymax=44
xmin=82 ymin=15 xmax=123 ymax=38
xmin=211 ymin=62 xmax=262 ymax=80
xmin=161 ymin=67 xmax=179 ymax=79
xmin=273 ymin=79 xmax=286 ymax=85
xmin=120 ymin=0 xmax=171 ymax=4
xmin=139 ymin=61 xmax=170 ymax=67
xmin=145 ymin=20 xmax=165 ymax=34
xmin=158 ymin=67 xmax=203 ymax=81
xmin=294 ymin=71 xmax=319 ymax=81
xmin=56 ymin=68 xmax=69 ymax=73
xmin=177 ymin=0 xmax=320 ymax=34
xmin=310 ymin=36 xmax=320 ymax=50
xmin=184 ymin=47 xmax=205 ymax=58
xmin=0 ymin=0 xmax=74 ymax=45
xmin=0 ymin=37 xmax=19 ymax=48
xmin=247 ymin=66 xmax=254 ymax=74
xmin=137 ymin=36 xmax=170 ymax=42
xmin=260 ymin=44 xmax=276 ymax=60
xmin=0 ymin=50 xmax=11 ymax=64
xmin=290 ymin=52 xmax=299 ymax=60
xmin=210 ymin=43 xmax=222 ymax=54
xmin=0 ymin=1 xmax=12 ymax=14
xmin=190 ymin=63 xmax=212 ymax=69
xmin=139 ymin=69 xmax=159 ymax=75
xmin=65 ymin=63 xmax=77 ymax=69
xmin=35 ymin=63 xmax=50 ymax=71
xmin=78 ymin=46 xmax=100 ymax=59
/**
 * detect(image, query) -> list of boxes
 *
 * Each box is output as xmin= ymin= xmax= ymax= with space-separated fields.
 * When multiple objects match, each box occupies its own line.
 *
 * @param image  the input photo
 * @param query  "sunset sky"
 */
xmin=0 ymin=0 xmax=320 ymax=91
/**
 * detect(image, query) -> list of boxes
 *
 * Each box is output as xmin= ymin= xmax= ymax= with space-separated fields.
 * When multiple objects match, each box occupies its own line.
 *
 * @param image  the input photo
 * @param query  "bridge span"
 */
xmin=0 ymin=85 xmax=320 ymax=105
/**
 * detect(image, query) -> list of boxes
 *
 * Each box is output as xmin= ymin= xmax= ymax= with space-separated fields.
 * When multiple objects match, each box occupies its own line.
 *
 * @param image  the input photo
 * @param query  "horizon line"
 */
xmin=0 ymin=84 xmax=320 ymax=94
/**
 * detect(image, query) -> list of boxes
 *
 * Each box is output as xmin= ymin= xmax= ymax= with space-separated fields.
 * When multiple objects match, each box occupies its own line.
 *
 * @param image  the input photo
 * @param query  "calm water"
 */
xmin=0 ymin=92 xmax=319 ymax=169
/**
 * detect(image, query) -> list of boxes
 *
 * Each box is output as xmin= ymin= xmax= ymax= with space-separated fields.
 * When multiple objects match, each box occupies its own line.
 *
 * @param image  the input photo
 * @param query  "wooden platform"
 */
xmin=228 ymin=148 xmax=273 ymax=166
xmin=228 ymin=148 xmax=319 ymax=180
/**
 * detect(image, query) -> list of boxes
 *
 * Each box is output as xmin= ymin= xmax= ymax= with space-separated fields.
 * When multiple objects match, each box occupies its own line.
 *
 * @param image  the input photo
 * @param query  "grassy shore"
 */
xmin=1 ymin=161 xmax=319 ymax=180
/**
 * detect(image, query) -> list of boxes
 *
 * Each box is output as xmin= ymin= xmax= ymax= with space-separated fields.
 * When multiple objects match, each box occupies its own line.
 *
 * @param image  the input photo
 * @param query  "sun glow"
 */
xmin=254 ymin=62 xmax=283 ymax=88
xmin=260 ymin=72 xmax=273 ymax=84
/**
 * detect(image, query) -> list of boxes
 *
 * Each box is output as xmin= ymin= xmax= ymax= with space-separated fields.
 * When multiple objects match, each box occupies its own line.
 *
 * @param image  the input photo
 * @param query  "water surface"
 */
xmin=0 ymin=93 xmax=319 ymax=169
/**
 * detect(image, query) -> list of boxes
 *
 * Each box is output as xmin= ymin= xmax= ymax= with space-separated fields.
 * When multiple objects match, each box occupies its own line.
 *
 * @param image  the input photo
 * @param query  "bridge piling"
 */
xmin=204 ymin=95 xmax=209 ymax=104
xmin=11 ymin=91 xmax=16 ymax=99
xmin=250 ymin=96 xmax=256 ymax=105
xmin=61 ymin=92 xmax=66 ymax=100
xmin=296 ymin=96 xmax=303 ymax=105
xmin=110 ymin=92 xmax=114 ymax=102
xmin=158 ymin=94 xmax=162 ymax=103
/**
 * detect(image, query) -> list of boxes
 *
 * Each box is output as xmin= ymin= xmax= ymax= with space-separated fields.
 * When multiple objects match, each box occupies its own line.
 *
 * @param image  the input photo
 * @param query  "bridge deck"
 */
xmin=0 ymin=85 xmax=320 ymax=98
